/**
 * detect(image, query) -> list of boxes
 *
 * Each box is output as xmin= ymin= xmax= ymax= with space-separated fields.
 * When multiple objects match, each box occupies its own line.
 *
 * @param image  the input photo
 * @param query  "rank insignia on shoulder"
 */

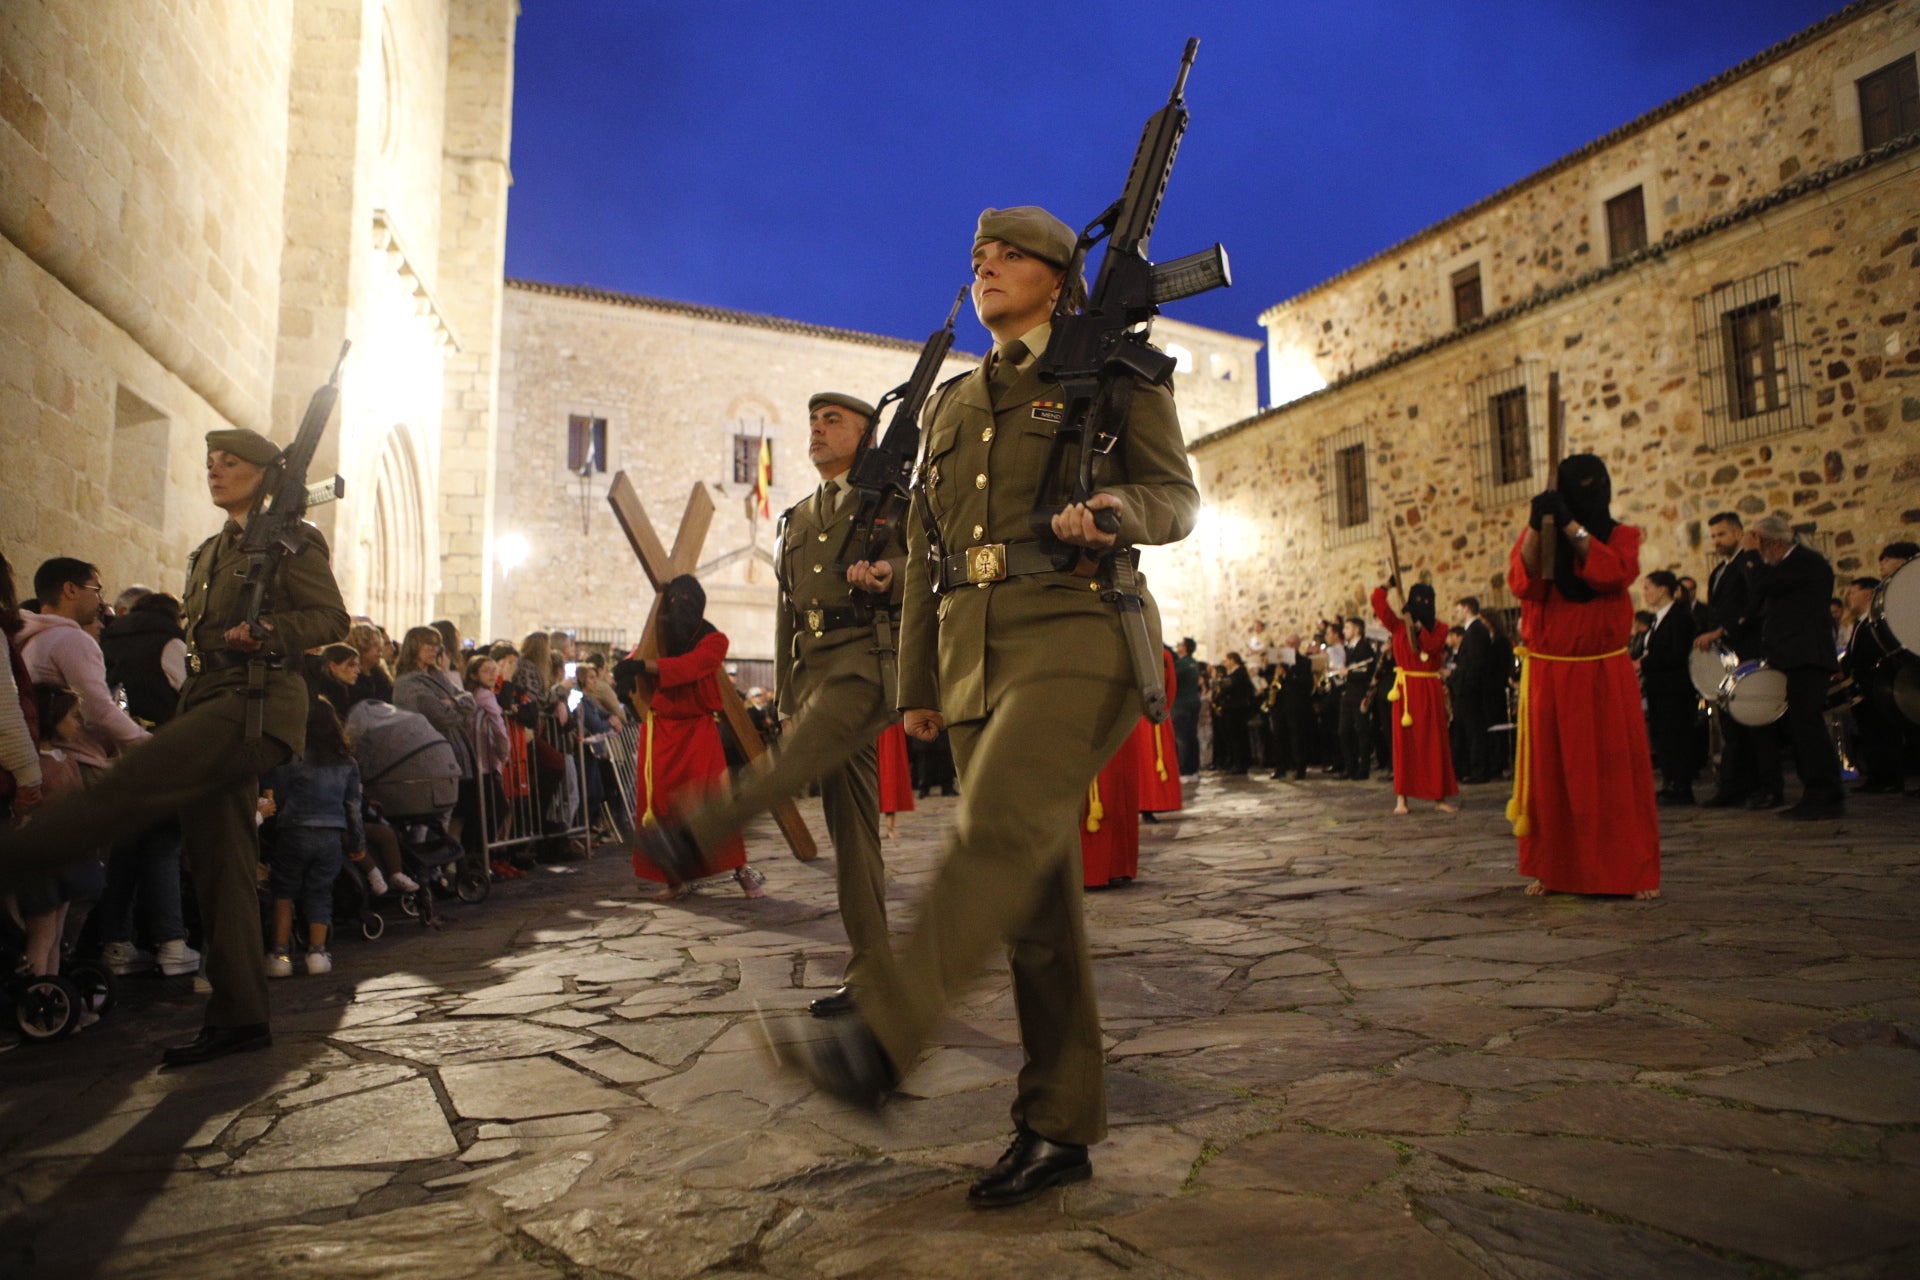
xmin=1031 ymin=400 xmax=1065 ymax=424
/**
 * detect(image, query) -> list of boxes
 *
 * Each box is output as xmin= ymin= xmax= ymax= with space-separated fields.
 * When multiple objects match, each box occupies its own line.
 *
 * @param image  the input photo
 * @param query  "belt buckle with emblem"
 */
xmin=806 ymin=608 xmax=824 ymax=635
xmin=967 ymin=543 xmax=1007 ymax=584
xmin=187 ymin=652 xmax=203 ymax=676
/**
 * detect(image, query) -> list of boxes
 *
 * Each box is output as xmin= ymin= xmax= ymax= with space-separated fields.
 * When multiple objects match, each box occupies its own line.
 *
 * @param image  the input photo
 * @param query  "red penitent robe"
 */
xmin=876 ymin=721 xmax=915 ymax=815
xmin=631 ymin=630 xmax=747 ymax=882
xmin=1506 ymin=525 xmax=1660 ymax=894
xmin=1080 ymin=732 xmax=1141 ymax=888
xmin=1371 ymin=586 xmax=1459 ymax=801
xmin=1134 ymin=646 xmax=1183 ymax=813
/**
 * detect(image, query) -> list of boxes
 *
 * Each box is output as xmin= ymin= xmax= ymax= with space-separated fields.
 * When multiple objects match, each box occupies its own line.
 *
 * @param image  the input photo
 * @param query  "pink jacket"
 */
xmin=17 ymin=612 xmax=151 ymax=755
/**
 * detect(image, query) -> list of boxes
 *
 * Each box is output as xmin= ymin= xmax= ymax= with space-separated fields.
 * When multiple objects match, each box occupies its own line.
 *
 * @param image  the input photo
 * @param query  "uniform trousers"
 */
xmin=0 ymin=695 xmax=286 ymax=1027
xmin=859 ymin=661 xmax=1138 ymax=1147
xmin=1646 ymin=684 xmax=1698 ymax=794
xmin=1170 ymin=706 xmax=1200 ymax=776
xmin=683 ymin=668 xmax=894 ymax=986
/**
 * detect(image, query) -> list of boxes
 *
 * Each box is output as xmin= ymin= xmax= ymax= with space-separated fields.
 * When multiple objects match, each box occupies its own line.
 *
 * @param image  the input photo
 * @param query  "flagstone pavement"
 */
xmin=2 ymin=774 xmax=1917 ymax=1279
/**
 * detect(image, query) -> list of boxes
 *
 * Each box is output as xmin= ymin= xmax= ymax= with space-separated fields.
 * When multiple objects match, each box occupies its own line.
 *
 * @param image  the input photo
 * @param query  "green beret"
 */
xmin=205 ymin=428 xmax=281 ymax=467
xmin=974 ymin=206 xmax=1076 ymax=269
xmin=808 ymin=392 xmax=876 ymax=420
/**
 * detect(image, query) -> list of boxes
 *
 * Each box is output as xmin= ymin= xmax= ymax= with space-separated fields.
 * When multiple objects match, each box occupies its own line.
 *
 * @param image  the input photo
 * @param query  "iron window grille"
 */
xmin=1321 ymin=423 xmax=1376 ymax=549
xmin=1694 ymin=264 xmax=1808 ymax=450
xmin=1469 ymin=360 xmax=1549 ymax=508
xmin=731 ymin=433 xmax=772 ymax=487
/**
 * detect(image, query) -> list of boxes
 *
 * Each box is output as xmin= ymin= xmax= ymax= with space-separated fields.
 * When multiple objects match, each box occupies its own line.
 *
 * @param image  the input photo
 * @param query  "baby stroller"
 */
xmin=0 ymin=905 xmax=116 ymax=1044
xmin=347 ymin=702 xmax=489 ymax=920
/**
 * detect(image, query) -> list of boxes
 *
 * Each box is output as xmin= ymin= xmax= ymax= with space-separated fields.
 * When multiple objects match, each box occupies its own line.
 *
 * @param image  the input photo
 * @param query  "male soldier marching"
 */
xmin=769 ymin=207 xmax=1199 ymax=1207
xmin=640 ymin=392 xmax=907 ymax=1011
xmin=0 ymin=428 xmax=348 ymax=1064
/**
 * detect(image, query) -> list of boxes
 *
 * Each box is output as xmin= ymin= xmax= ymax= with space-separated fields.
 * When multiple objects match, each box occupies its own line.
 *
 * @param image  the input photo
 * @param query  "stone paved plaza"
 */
xmin=2 ymin=775 xmax=1917 ymax=1279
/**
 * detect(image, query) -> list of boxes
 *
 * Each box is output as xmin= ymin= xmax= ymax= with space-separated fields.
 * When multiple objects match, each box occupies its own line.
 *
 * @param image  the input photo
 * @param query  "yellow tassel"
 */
xmin=1085 ymin=779 xmax=1104 ymax=834
xmin=1153 ymin=721 xmax=1168 ymax=782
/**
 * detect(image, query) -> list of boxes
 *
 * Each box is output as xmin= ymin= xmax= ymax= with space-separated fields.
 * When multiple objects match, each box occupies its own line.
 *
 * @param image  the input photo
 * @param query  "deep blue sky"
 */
xmin=506 ymin=1 xmax=1846 ymax=367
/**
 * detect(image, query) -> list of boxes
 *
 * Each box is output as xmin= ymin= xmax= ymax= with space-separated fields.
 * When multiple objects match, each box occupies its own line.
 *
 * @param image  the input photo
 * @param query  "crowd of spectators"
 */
xmin=0 ymin=542 xmax=642 ymax=1041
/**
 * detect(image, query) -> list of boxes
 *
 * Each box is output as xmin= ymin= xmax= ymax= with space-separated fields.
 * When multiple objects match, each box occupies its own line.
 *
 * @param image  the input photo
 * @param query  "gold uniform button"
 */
xmin=812 ymin=564 xmax=823 ymax=574
xmin=972 ymin=524 xmax=984 ymax=539
xmin=817 ymin=532 xmax=829 ymax=542
xmin=1089 ymin=581 xmax=1100 ymax=591
xmin=974 ymin=473 xmax=987 ymax=489
xmin=982 ymin=427 xmax=995 ymax=442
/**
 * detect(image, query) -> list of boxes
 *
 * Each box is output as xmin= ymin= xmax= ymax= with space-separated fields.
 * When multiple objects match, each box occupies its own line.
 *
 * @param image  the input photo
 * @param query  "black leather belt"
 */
xmin=791 ymin=604 xmax=900 ymax=637
xmin=186 ymin=649 xmax=280 ymax=675
xmin=936 ymin=541 xmax=1085 ymax=595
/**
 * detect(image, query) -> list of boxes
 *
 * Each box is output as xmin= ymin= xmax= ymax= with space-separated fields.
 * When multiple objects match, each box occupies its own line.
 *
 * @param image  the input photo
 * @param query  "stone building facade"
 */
xmin=1188 ymin=0 xmax=1920 ymax=650
xmin=493 ymin=284 xmax=1260 ymax=665
xmin=0 ymin=0 xmax=515 ymax=637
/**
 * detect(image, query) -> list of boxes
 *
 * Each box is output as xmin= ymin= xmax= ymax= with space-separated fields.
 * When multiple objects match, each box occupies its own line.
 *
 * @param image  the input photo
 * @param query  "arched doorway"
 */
xmin=368 ymin=425 xmax=429 ymax=631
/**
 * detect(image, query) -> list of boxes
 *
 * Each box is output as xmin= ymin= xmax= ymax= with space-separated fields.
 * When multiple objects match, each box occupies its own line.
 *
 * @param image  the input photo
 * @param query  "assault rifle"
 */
xmin=1028 ymin=37 xmax=1230 ymax=721
xmin=232 ymin=341 xmax=350 ymax=644
xmin=833 ymin=289 xmax=967 ymax=707
xmin=836 ymin=288 xmax=967 ymax=576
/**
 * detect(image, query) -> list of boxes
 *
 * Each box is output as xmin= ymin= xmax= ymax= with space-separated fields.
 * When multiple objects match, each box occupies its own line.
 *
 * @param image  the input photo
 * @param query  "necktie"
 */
xmin=987 ymin=339 xmax=1028 ymax=405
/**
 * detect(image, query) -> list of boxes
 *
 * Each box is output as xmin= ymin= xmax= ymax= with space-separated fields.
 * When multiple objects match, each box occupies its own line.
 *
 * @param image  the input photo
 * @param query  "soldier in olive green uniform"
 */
xmin=771 ymin=207 xmax=1198 ymax=1207
xmin=0 ymin=428 xmax=348 ymax=1064
xmin=659 ymin=393 xmax=908 ymax=1013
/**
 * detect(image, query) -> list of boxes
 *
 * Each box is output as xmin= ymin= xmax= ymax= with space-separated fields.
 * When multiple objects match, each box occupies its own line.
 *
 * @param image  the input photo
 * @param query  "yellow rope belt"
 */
xmin=1152 ymin=720 xmax=1169 ymax=782
xmin=1386 ymin=668 xmax=1440 ymax=727
xmin=1086 ymin=777 xmax=1105 ymax=834
xmin=640 ymin=703 xmax=657 ymax=828
xmin=1505 ymin=645 xmax=1629 ymax=838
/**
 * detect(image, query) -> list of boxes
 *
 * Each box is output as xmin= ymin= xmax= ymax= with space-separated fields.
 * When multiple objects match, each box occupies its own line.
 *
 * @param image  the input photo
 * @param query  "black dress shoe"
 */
xmin=632 ymin=823 xmax=706 ymax=884
xmin=759 ymin=1009 xmax=896 ymax=1110
xmin=809 ymin=987 xmax=856 ymax=1019
xmin=1779 ymin=801 xmax=1844 ymax=821
xmin=162 ymin=1023 xmax=272 ymax=1067
xmin=1743 ymin=790 xmax=1785 ymax=811
xmin=1701 ymin=789 xmax=1747 ymax=808
xmin=968 ymin=1129 xmax=1092 ymax=1208
xmin=1853 ymin=780 xmax=1902 ymax=795
xmin=1656 ymin=789 xmax=1694 ymax=807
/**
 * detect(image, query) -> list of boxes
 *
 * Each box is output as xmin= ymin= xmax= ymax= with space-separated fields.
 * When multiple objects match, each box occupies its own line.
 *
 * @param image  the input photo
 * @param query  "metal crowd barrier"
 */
xmin=474 ymin=711 xmax=593 ymax=861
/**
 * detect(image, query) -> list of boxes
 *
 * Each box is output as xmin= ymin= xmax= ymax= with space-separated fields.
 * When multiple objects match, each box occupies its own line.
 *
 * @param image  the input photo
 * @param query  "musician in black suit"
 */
xmin=1739 ymin=516 xmax=1844 ymax=819
xmin=1840 ymin=576 xmax=1904 ymax=794
xmin=1639 ymin=571 xmax=1699 ymax=804
xmin=1337 ymin=617 xmax=1375 ymax=781
xmin=1695 ymin=511 xmax=1784 ymax=808
xmin=1213 ymin=652 xmax=1256 ymax=775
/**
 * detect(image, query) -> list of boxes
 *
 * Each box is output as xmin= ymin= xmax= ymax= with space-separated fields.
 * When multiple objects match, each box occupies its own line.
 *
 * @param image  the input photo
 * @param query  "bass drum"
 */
xmin=1690 ymin=642 xmax=1737 ymax=702
xmin=1720 ymin=661 xmax=1789 ymax=727
xmin=1870 ymin=558 xmax=1920 ymax=655
xmin=1870 ymin=651 xmax=1920 ymax=726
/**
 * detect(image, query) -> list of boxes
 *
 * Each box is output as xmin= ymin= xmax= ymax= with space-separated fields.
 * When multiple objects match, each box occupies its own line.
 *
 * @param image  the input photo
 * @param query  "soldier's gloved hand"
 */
xmin=847 ymin=560 xmax=893 ymax=593
xmin=1053 ymin=493 xmax=1125 ymax=552
xmin=903 ymin=708 xmax=945 ymax=742
xmin=223 ymin=620 xmax=270 ymax=652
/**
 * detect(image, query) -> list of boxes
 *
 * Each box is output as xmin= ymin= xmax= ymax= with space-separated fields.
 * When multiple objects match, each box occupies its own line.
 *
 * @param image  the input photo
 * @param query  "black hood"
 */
xmin=658 ymin=574 xmax=715 ymax=658
xmin=1405 ymin=583 xmax=1437 ymax=633
xmin=1553 ymin=453 xmax=1616 ymax=604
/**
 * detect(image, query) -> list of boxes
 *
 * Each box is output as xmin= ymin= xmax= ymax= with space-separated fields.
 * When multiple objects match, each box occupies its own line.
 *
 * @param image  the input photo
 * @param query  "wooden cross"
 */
xmin=607 ymin=473 xmax=818 ymax=862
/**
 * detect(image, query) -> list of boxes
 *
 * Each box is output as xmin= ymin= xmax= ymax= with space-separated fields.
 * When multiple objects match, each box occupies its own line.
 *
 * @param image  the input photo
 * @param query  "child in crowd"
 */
xmin=260 ymin=698 xmax=363 ymax=977
xmin=20 ymin=685 xmax=107 ymax=984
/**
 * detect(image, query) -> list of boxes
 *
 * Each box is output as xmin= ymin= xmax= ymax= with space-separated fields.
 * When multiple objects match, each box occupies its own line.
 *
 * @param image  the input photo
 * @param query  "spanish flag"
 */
xmin=753 ymin=435 xmax=772 ymax=519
